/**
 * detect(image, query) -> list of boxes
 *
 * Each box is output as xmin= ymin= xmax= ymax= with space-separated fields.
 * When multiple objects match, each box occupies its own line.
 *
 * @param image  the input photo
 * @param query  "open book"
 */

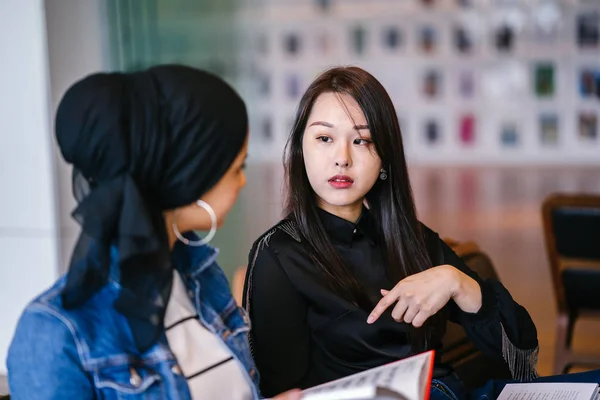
xmin=301 ymin=351 xmax=434 ymax=400
xmin=497 ymin=382 xmax=600 ymax=400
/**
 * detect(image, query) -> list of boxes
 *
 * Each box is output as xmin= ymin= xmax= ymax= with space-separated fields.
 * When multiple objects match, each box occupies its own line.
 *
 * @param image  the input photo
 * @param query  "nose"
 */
xmin=335 ymin=143 xmax=351 ymax=168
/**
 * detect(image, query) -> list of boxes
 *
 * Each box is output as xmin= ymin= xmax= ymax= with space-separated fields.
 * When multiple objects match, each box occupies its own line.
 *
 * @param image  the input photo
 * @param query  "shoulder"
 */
xmin=246 ymin=219 xmax=305 ymax=288
xmin=18 ymin=276 xmax=85 ymax=336
xmin=30 ymin=275 xmax=121 ymax=327
xmin=13 ymin=278 xmax=70 ymax=336
xmin=12 ymin=275 xmax=131 ymax=363
xmin=249 ymin=218 xmax=303 ymax=259
xmin=8 ymin=279 xmax=84 ymax=372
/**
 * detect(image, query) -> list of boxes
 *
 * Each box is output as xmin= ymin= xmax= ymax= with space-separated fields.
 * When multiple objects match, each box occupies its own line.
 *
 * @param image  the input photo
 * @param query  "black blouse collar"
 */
xmin=317 ymin=207 xmax=378 ymax=246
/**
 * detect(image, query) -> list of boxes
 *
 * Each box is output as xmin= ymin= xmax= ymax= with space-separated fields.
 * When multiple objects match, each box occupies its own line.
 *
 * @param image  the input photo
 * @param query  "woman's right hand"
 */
xmin=272 ymin=389 xmax=303 ymax=399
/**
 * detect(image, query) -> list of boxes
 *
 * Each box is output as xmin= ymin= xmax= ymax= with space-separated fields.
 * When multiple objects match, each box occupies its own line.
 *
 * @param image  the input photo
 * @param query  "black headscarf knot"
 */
xmin=55 ymin=65 xmax=248 ymax=352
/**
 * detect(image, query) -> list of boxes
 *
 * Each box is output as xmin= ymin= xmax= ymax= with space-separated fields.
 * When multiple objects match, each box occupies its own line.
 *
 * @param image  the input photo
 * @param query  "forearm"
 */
xmin=449 ymin=266 xmax=483 ymax=314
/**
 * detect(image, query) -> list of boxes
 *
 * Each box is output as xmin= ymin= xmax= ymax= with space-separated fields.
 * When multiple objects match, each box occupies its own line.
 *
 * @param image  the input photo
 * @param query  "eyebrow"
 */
xmin=308 ymin=121 xmax=369 ymax=130
xmin=309 ymin=121 xmax=334 ymax=128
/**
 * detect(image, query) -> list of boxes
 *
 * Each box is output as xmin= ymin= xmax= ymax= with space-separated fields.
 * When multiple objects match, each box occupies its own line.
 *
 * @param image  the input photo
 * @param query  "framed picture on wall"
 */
xmin=424 ymin=119 xmax=441 ymax=145
xmin=423 ymin=69 xmax=442 ymax=98
xmin=419 ymin=26 xmax=438 ymax=54
xmin=261 ymin=117 xmax=273 ymax=142
xmin=284 ymin=32 xmax=302 ymax=56
xmin=458 ymin=114 xmax=476 ymax=146
xmin=315 ymin=0 xmax=331 ymax=12
xmin=351 ymin=25 xmax=367 ymax=55
xmin=458 ymin=69 xmax=476 ymax=98
xmin=531 ymin=2 xmax=562 ymax=44
xmin=539 ymin=113 xmax=559 ymax=146
xmin=258 ymin=72 xmax=270 ymax=97
xmin=454 ymin=25 xmax=474 ymax=54
xmin=495 ymin=23 xmax=515 ymax=52
xmin=534 ymin=62 xmax=555 ymax=97
xmin=285 ymin=74 xmax=301 ymax=100
xmin=579 ymin=67 xmax=600 ymax=99
xmin=578 ymin=111 xmax=598 ymax=141
xmin=500 ymin=122 xmax=520 ymax=148
xmin=316 ymin=30 xmax=334 ymax=56
xmin=577 ymin=11 xmax=599 ymax=48
xmin=383 ymin=26 xmax=402 ymax=51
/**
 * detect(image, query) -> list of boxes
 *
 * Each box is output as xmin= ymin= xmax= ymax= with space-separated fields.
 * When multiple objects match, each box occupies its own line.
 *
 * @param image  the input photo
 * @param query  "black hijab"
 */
xmin=55 ymin=65 xmax=248 ymax=353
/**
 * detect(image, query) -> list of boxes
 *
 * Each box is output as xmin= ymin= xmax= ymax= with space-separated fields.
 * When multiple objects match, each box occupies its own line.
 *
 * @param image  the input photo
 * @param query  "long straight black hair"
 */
xmin=284 ymin=66 xmax=445 ymax=350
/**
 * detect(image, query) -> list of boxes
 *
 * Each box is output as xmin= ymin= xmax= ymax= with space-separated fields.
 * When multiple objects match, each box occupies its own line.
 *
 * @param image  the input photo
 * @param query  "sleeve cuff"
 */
xmin=456 ymin=279 xmax=498 ymax=324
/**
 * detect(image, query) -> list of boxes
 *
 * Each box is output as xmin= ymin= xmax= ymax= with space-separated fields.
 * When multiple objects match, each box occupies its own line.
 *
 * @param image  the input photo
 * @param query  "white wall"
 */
xmin=240 ymin=0 xmax=600 ymax=165
xmin=0 ymin=0 xmax=108 ymax=375
xmin=44 ymin=0 xmax=110 ymax=272
xmin=0 ymin=0 xmax=59 ymax=374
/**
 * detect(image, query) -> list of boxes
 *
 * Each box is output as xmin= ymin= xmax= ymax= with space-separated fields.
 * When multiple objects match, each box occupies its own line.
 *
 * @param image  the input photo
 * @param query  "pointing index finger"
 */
xmin=367 ymin=290 xmax=395 ymax=324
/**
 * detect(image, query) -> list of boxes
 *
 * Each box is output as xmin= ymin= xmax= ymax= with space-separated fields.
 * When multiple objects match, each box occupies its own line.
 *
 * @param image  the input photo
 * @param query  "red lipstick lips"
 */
xmin=328 ymin=175 xmax=354 ymax=189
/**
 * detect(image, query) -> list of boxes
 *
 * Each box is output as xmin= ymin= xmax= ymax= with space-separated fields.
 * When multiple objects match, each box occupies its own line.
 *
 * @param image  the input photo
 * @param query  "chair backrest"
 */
xmin=442 ymin=238 xmax=500 ymax=281
xmin=439 ymin=241 xmax=513 ymax=387
xmin=232 ymin=266 xmax=247 ymax=306
xmin=542 ymin=193 xmax=600 ymax=314
xmin=441 ymin=243 xmax=500 ymax=354
xmin=462 ymin=251 xmax=499 ymax=280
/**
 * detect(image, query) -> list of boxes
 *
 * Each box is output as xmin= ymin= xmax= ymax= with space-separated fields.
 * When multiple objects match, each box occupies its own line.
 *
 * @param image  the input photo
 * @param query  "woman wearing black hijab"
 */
xmin=6 ymin=65 xmax=300 ymax=400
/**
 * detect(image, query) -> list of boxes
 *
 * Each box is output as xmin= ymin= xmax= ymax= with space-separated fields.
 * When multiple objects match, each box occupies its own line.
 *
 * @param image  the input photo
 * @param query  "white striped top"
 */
xmin=164 ymin=271 xmax=253 ymax=400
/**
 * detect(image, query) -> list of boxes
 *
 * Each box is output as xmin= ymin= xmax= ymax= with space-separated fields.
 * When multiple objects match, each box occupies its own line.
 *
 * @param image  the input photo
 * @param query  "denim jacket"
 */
xmin=7 ymin=236 xmax=260 ymax=399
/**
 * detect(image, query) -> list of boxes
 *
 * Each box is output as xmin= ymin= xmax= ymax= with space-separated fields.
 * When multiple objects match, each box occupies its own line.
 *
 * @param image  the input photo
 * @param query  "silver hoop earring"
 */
xmin=172 ymin=200 xmax=217 ymax=246
xmin=379 ymin=168 xmax=388 ymax=181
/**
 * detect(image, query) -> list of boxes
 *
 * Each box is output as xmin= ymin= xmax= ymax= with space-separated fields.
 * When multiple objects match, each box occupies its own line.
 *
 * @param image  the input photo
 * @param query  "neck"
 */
xmin=318 ymin=200 xmax=363 ymax=223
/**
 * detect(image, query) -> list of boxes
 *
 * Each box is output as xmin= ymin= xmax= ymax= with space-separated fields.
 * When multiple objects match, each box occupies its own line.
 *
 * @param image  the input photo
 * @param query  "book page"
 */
xmin=497 ymin=383 xmax=599 ymax=400
xmin=302 ymin=352 xmax=432 ymax=400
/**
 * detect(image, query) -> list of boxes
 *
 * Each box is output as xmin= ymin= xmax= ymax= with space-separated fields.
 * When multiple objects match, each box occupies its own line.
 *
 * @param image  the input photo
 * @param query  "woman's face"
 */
xmin=302 ymin=92 xmax=382 ymax=218
xmin=172 ymin=135 xmax=248 ymax=236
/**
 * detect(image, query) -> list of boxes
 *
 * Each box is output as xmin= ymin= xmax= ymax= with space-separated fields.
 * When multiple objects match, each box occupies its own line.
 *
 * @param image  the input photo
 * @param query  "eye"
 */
xmin=354 ymin=138 xmax=372 ymax=145
xmin=317 ymin=136 xmax=332 ymax=143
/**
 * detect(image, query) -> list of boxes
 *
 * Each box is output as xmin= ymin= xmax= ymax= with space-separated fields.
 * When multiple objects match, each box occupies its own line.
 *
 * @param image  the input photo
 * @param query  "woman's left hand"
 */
xmin=367 ymin=265 xmax=482 ymax=327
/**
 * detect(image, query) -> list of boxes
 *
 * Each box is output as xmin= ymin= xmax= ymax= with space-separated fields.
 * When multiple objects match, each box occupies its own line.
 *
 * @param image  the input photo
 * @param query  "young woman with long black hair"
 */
xmin=243 ymin=66 xmax=600 ymax=400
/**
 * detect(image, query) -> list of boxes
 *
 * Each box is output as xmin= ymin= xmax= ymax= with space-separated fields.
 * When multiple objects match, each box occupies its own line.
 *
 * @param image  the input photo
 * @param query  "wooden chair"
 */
xmin=542 ymin=193 xmax=600 ymax=374
xmin=439 ymin=238 xmax=512 ymax=388
xmin=232 ymin=266 xmax=247 ymax=307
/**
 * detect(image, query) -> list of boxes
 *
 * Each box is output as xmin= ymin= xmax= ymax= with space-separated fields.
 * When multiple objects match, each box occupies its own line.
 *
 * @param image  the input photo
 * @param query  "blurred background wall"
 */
xmin=0 ymin=0 xmax=63 ymax=378
xmin=0 ymin=0 xmax=599 ymax=378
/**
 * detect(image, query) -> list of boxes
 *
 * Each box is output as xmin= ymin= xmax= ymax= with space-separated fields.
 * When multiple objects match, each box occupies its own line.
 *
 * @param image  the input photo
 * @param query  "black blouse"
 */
xmin=244 ymin=209 xmax=539 ymax=398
